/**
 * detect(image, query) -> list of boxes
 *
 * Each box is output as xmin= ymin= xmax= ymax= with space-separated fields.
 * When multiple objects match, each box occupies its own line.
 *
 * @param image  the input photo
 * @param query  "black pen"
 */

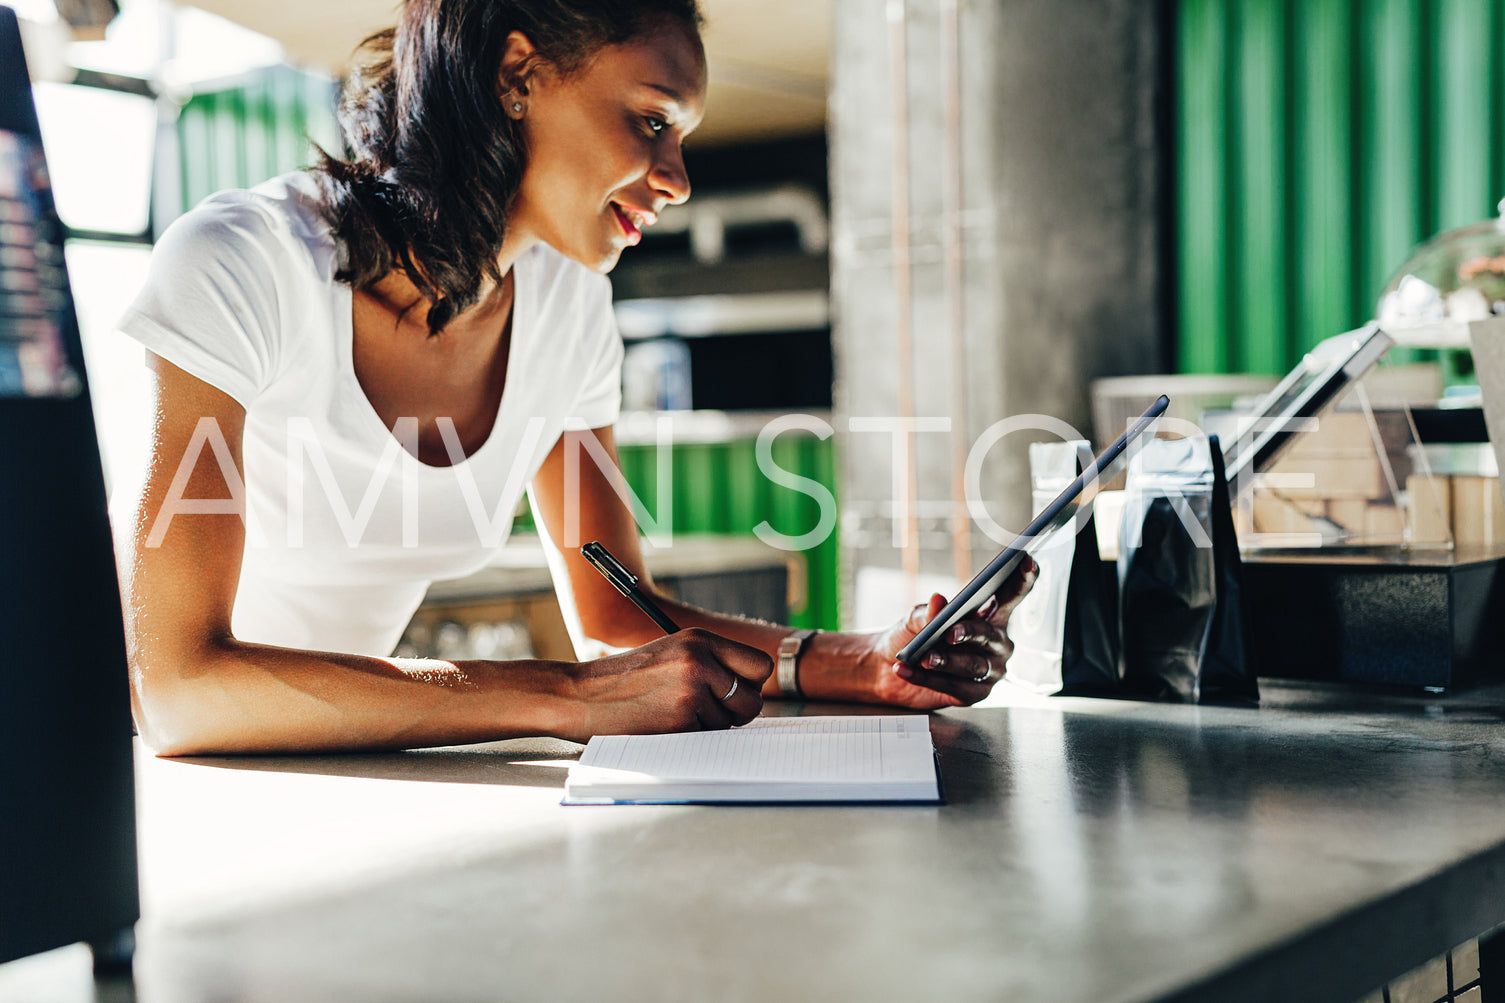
xmin=581 ymin=541 xmax=680 ymax=634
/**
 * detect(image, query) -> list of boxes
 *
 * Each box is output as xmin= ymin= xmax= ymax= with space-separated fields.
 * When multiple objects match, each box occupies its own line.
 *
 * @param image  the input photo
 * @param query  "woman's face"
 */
xmin=508 ymin=20 xmax=707 ymax=273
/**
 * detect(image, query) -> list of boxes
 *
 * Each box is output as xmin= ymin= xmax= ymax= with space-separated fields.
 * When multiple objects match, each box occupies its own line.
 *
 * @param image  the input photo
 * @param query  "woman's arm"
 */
xmin=121 ymin=356 xmax=768 ymax=756
xmin=529 ymin=428 xmax=1037 ymax=711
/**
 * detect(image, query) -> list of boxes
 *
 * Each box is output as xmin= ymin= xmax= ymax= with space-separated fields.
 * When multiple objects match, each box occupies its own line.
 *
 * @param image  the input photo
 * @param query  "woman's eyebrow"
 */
xmin=644 ymin=82 xmax=683 ymax=102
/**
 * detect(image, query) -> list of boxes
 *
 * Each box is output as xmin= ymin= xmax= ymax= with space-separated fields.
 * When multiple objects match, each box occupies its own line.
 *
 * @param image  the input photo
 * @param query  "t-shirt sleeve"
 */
xmin=567 ymin=270 xmax=624 ymax=430
xmin=116 ymin=197 xmax=286 ymax=409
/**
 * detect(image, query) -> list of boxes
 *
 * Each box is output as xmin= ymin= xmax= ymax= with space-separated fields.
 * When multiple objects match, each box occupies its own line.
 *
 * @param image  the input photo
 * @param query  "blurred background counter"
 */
xmin=399 ymin=532 xmax=800 ymax=664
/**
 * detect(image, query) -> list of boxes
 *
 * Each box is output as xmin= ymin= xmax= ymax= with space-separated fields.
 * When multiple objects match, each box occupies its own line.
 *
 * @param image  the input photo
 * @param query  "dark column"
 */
xmin=829 ymin=0 xmax=1173 ymax=620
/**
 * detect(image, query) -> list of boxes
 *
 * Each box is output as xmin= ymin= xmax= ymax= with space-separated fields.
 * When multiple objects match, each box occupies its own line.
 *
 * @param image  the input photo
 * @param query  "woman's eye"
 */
xmin=643 ymin=116 xmax=666 ymax=136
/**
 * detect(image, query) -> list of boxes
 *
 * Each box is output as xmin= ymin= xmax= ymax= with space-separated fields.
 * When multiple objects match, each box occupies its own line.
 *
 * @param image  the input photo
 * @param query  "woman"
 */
xmin=118 ymin=0 xmax=1035 ymax=756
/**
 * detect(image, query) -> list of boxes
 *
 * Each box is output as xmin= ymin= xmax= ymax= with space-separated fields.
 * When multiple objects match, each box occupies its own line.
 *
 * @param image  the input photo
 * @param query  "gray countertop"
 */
xmin=8 ymin=681 xmax=1505 ymax=1003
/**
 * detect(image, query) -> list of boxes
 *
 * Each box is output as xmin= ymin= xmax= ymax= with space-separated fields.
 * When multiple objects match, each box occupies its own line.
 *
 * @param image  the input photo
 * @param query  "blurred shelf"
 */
xmin=614 ymin=408 xmax=833 ymax=446
xmin=615 ymin=290 xmax=829 ymax=340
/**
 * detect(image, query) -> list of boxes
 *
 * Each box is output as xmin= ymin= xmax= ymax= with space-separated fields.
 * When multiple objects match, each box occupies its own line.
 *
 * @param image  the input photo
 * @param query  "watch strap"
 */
xmin=777 ymin=629 xmax=817 ymax=698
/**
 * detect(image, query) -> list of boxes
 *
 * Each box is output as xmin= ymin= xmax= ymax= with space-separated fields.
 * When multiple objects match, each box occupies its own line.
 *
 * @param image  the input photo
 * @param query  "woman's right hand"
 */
xmin=559 ymin=628 xmax=773 ymax=741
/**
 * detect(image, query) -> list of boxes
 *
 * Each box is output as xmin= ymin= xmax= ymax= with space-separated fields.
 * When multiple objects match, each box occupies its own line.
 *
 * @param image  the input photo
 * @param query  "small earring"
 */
xmin=512 ymin=102 xmax=523 ymax=113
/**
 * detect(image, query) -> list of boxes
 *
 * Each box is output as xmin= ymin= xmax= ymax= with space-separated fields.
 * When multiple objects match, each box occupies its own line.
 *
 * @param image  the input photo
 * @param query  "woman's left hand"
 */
xmin=861 ymin=557 xmax=1038 ymax=709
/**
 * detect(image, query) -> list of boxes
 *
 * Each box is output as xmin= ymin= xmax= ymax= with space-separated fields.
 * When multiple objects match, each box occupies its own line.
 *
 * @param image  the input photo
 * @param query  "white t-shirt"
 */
xmin=119 ymin=172 xmax=623 ymax=657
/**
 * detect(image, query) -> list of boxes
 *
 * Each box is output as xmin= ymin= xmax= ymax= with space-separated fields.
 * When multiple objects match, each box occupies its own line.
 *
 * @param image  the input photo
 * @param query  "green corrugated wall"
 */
xmin=1177 ymin=0 xmax=1505 ymax=376
xmin=616 ymin=436 xmax=840 ymax=630
xmin=176 ymin=65 xmax=339 ymax=213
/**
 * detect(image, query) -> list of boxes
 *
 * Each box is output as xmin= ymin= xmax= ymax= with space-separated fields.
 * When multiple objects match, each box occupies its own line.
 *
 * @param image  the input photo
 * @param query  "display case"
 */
xmin=1234 ymin=209 xmax=1505 ymax=688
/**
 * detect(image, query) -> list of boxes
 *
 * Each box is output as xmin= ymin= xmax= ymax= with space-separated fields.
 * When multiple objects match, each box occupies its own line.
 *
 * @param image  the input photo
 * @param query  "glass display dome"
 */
xmin=1378 ymin=199 xmax=1505 ymax=331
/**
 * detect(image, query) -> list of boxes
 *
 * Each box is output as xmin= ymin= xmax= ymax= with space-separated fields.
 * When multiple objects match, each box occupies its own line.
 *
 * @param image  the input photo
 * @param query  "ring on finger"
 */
xmin=720 ymin=677 xmax=739 ymax=702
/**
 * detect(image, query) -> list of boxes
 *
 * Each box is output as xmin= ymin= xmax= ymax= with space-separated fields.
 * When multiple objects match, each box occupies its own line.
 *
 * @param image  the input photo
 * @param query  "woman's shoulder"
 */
xmin=165 ymin=172 xmax=337 ymax=280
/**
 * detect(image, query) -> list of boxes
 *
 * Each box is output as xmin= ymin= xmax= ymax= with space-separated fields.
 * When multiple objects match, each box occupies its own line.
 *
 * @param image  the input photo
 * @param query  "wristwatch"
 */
xmin=777 ymin=629 xmax=817 ymax=698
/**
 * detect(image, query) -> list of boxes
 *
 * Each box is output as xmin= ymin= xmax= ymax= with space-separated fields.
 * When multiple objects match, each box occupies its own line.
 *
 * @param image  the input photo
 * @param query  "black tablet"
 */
xmin=896 ymin=395 xmax=1169 ymax=666
xmin=1220 ymin=324 xmax=1392 ymax=489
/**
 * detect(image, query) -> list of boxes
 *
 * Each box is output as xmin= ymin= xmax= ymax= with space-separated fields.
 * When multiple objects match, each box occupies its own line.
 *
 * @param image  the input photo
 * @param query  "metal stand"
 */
xmin=90 ymin=927 xmax=135 ymax=976
xmin=1481 ymin=927 xmax=1505 ymax=1002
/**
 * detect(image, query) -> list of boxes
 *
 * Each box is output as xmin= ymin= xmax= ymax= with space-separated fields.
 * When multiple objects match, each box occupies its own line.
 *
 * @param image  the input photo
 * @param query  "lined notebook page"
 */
xmin=565 ymin=715 xmax=938 ymax=803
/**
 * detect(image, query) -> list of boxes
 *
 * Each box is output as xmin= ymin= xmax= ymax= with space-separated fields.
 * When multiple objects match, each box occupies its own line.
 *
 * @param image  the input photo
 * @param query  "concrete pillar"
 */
xmin=829 ymin=0 xmax=1171 ymax=625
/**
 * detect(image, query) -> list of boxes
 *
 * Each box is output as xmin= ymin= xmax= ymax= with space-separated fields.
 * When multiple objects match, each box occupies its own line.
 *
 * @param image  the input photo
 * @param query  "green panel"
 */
xmin=242 ymin=80 xmax=272 ymax=190
xmin=1176 ymin=0 xmax=1231 ymax=373
xmin=767 ymin=436 xmax=811 ymax=547
xmin=776 ymin=432 xmax=836 ymax=629
xmin=177 ymin=99 xmax=214 ymax=211
xmin=616 ymin=442 xmax=659 ymax=521
xmin=1496 ymin=0 xmax=1505 ymax=202
xmin=1434 ymin=0 xmax=1494 ymax=231
xmin=1358 ymin=0 xmax=1427 ymax=310
xmin=174 ymin=67 xmax=338 ymax=219
xmin=673 ymin=445 xmax=719 ymax=532
xmin=213 ymin=90 xmax=246 ymax=190
xmin=803 ymin=435 xmax=839 ymax=630
xmin=1232 ymin=0 xmax=1288 ymax=374
xmin=270 ymin=68 xmax=302 ymax=171
xmin=770 ymin=437 xmax=809 ymax=620
xmin=1290 ymin=0 xmax=1354 ymax=352
xmin=723 ymin=439 xmax=762 ymax=531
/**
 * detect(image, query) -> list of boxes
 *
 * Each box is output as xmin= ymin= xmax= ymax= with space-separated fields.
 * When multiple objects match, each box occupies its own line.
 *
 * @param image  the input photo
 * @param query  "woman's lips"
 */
xmin=611 ymin=203 xmax=642 ymax=245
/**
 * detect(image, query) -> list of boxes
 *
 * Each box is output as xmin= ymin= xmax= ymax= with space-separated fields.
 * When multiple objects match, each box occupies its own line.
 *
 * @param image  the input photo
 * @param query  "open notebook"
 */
xmin=562 ymin=715 xmax=942 ymax=805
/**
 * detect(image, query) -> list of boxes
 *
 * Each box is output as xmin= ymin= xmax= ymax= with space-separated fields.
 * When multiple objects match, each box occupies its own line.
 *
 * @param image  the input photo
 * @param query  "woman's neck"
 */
xmin=362 ymin=221 xmax=538 ymax=341
xmin=364 ymin=266 xmax=513 ymax=343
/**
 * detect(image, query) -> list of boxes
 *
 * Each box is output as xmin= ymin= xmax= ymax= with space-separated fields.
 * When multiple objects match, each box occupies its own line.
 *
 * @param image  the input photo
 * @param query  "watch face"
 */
xmin=777 ymin=633 xmax=808 ymax=696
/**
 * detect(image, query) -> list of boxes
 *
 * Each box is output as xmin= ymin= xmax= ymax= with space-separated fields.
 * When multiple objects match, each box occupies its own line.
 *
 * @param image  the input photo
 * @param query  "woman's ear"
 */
xmin=498 ymin=30 xmax=540 ymax=104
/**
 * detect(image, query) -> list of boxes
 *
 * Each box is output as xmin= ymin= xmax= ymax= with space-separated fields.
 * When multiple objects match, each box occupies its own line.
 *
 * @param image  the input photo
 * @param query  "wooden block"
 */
xmin=1263 ymin=452 xmax=1383 ymax=499
xmin=1406 ymin=474 xmax=1452 ymax=545
xmin=1283 ymin=411 xmax=1376 ymax=456
xmin=1365 ymin=503 xmax=1405 ymax=539
xmin=1250 ymin=492 xmax=1323 ymax=535
xmin=1453 ymin=476 xmax=1505 ymax=546
xmin=1325 ymin=498 xmax=1368 ymax=533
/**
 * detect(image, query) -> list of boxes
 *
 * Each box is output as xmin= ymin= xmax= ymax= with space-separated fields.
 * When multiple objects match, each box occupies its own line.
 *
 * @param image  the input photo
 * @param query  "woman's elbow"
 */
xmin=131 ymin=671 xmax=194 ymax=756
xmin=129 ymin=655 xmax=224 ymax=757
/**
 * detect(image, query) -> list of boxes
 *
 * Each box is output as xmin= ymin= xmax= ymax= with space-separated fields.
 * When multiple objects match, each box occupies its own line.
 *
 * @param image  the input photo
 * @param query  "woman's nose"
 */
xmin=650 ymin=147 xmax=691 ymax=205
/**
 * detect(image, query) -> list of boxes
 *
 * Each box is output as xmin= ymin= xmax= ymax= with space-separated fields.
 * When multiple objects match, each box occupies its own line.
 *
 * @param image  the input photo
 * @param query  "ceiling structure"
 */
xmin=181 ymin=0 xmax=832 ymax=147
